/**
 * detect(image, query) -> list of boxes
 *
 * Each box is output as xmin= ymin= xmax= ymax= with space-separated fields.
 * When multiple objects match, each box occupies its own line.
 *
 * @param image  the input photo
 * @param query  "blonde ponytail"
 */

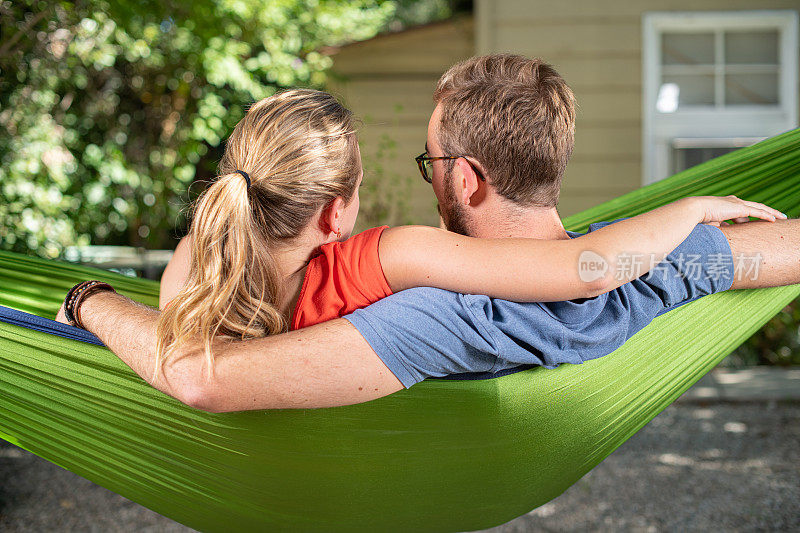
xmin=155 ymin=89 xmax=360 ymax=381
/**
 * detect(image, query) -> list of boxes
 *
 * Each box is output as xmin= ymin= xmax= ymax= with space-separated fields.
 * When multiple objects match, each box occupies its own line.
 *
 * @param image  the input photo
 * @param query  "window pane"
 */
xmin=673 ymin=147 xmax=739 ymax=173
xmin=725 ymin=73 xmax=779 ymax=105
xmin=662 ymin=74 xmax=715 ymax=106
xmin=662 ymin=33 xmax=715 ymax=65
xmin=725 ymin=31 xmax=779 ymax=64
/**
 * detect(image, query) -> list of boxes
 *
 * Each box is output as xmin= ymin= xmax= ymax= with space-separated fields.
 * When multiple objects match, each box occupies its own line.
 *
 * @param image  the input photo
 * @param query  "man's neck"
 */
xmin=470 ymin=204 xmax=569 ymax=240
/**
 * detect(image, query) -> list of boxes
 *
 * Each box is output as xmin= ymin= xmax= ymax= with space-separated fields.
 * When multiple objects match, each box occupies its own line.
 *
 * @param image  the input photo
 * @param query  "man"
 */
xmin=57 ymin=54 xmax=800 ymax=411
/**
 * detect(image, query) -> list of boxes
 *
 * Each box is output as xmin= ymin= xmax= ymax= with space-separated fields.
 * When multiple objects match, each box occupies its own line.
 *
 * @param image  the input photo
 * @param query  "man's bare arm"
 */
xmin=58 ymin=292 xmax=403 ymax=411
xmin=189 ymin=318 xmax=404 ymax=411
xmin=721 ymin=219 xmax=800 ymax=289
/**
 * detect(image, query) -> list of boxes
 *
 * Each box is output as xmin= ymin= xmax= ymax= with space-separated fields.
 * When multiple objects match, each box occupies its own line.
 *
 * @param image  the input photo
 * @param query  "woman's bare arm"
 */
xmin=379 ymin=196 xmax=784 ymax=302
xmin=159 ymin=235 xmax=192 ymax=309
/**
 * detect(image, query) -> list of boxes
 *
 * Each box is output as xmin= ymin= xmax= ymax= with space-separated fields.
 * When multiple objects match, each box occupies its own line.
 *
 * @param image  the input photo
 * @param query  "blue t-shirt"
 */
xmin=344 ymin=221 xmax=734 ymax=388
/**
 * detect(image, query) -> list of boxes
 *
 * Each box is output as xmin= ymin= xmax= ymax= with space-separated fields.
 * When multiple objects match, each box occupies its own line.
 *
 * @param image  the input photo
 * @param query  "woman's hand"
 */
xmin=688 ymin=195 xmax=787 ymax=226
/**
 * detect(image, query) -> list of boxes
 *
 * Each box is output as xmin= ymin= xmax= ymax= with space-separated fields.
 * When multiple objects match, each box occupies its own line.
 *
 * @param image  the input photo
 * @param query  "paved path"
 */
xmin=678 ymin=367 xmax=800 ymax=402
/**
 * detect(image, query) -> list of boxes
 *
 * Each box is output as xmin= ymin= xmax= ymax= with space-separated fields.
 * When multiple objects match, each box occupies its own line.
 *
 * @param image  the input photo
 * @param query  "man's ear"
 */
xmin=317 ymin=197 xmax=346 ymax=240
xmin=455 ymin=158 xmax=486 ymax=207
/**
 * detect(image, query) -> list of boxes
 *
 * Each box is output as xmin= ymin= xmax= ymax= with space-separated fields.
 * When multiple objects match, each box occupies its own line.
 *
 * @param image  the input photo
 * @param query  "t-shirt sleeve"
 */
xmin=344 ymin=288 xmax=501 ymax=388
xmin=586 ymin=220 xmax=734 ymax=313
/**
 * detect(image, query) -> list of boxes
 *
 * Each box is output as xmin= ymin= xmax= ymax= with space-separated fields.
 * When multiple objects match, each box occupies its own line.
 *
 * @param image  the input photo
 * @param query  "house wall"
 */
xmin=330 ymin=3 xmax=799 ymax=226
xmin=328 ymin=18 xmax=474 ymax=227
xmin=477 ymin=0 xmax=800 ymax=215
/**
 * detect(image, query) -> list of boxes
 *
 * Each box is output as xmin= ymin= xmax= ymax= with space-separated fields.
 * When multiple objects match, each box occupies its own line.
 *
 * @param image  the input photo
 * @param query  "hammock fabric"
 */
xmin=1 ymin=128 xmax=800 ymax=532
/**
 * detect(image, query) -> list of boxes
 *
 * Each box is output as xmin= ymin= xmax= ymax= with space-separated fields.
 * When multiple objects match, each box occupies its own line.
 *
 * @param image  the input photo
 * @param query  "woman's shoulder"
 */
xmin=314 ymin=225 xmax=390 ymax=287
xmin=291 ymin=226 xmax=392 ymax=330
xmin=322 ymin=225 xmax=389 ymax=255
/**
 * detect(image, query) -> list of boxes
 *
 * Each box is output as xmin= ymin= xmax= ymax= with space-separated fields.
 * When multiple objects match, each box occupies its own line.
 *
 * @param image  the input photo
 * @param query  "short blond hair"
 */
xmin=434 ymin=54 xmax=576 ymax=206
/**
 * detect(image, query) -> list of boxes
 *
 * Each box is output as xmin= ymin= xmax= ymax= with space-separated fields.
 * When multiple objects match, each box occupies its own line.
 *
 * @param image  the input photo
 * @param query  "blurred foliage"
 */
xmin=386 ymin=0 xmax=465 ymax=30
xmin=725 ymin=298 xmax=800 ymax=367
xmin=0 ymin=0 xmax=450 ymax=258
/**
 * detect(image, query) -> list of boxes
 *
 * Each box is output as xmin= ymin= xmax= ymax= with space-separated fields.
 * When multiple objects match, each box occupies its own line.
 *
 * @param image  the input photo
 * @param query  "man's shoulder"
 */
xmin=360 ymin=286 xmax=468 ymax=314
xmin=564 ymin=219 xmax=625 ymax=240
xmin=388 ymin=286 xmax=461 ymax=300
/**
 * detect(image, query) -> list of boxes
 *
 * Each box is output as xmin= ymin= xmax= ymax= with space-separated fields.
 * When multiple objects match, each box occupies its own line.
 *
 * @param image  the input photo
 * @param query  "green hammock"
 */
xmin=1 ymin=128 xmax=800 ymax=532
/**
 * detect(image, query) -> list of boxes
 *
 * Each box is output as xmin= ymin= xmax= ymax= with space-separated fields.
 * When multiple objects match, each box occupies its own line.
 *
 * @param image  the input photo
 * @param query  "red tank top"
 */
xmin=290 ymin=226 xmax=393 ymax=329
xmin=162 ymin=226 xmax=393 ymax=329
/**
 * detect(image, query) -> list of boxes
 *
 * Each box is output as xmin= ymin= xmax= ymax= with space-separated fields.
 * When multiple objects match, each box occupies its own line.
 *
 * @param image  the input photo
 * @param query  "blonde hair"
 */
xmin=155 ymin=89 xmax=360 ymax=380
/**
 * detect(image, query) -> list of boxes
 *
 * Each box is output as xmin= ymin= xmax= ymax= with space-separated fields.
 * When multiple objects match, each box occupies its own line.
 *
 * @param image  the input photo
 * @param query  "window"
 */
xmin=643 ymin=11 xmax=798 ymax=184
xmin=671 ymin=136 xmax=765 ymax=173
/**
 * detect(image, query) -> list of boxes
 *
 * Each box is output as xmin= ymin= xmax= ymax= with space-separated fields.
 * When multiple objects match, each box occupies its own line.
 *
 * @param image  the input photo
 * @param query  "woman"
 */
xmin=155 ymin=88 xmax=782 ymax=381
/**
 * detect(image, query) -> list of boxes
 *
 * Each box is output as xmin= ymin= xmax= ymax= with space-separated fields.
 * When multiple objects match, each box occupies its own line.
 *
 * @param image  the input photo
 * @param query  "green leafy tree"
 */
xmin=0 ymin=0 xmax=424 ymax=257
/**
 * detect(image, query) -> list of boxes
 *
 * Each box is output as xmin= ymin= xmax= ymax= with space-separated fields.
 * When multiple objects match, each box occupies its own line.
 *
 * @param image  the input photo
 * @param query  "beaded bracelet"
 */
xmin=63 ymin=281 xmax=96 ymax=324
xmin=63 ymin=280 xmax=117 ymax=329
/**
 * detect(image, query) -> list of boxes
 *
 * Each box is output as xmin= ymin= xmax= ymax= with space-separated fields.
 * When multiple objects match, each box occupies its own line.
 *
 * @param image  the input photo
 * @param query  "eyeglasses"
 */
xmin=415 ymin=151 xmax=486 ymax=184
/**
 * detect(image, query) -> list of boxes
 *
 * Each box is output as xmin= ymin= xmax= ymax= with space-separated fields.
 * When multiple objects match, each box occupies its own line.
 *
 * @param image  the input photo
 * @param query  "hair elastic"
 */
xmin=234 ymin=169 xmax=251 ymax=189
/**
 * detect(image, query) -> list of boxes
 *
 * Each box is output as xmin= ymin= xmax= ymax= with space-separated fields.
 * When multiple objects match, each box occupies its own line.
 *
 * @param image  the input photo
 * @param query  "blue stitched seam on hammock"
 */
xmin=0 ymin=305 xmax=526 ymax=380
xmin=0 ymin=305 xmax=105 ymax=346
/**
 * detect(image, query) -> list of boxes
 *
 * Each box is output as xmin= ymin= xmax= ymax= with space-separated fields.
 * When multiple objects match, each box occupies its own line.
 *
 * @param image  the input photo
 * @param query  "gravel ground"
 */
xmin=1 ymin=401 xmax=798 ymax=532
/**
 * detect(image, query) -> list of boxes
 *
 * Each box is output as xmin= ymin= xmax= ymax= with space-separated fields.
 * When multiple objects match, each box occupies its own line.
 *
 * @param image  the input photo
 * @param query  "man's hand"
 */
xmin=55 ymin=299 xmax=69 ymax=324
xmin=690 ymin=195 xmax=785 ymax=225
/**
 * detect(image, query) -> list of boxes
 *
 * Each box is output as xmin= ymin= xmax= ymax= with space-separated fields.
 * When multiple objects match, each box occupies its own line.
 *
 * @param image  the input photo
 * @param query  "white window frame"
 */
xmin=642 ymin=10 xmax=798 ymax=185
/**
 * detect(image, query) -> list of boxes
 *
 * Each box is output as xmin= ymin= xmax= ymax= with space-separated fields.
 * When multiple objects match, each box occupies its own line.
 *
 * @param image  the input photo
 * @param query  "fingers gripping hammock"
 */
xmin=1 ymin=129 xmax=800 ymax=532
